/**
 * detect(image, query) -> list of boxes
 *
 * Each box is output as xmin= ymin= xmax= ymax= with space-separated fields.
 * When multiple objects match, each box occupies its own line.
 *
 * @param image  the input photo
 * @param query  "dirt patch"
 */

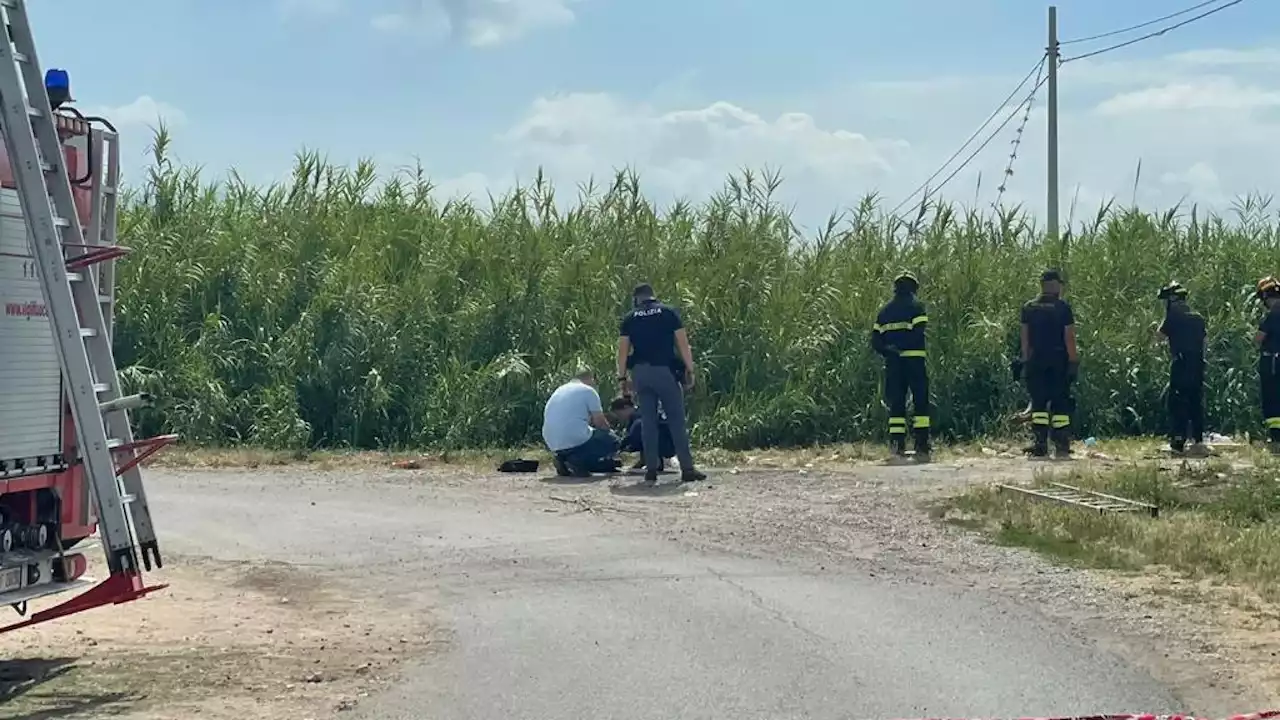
xmin=0 ymin=556 xmax=440 ymax=719
xmin=1103 ymin=571 xmax=1280 ymax=703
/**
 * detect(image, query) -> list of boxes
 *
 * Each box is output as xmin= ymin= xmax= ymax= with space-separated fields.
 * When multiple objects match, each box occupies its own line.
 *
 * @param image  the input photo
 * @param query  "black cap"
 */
xmin=632 ymin=283 xmax=655 ymax=299
xmin=1040 ymin=268 xmax=1063 ymax=283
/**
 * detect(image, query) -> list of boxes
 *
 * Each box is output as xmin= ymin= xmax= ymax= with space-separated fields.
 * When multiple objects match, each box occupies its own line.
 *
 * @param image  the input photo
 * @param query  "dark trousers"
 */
xmin=884 ymin=356 xmax=930 ymax=452
xmin=1168 ymin=356 xmax=1204 ymax=446
xmin=1262 ymin=353 xmax=1280 ymax=443
xmin=1027 ymin=361 xmax=1072 ymax=452
xmin=622 ymin=416 xmax=675 ymax=461
xmin=631 ymin=363 xmax=696 ymax=472
xmin=558 ymin=428 xmax=620 ymax=472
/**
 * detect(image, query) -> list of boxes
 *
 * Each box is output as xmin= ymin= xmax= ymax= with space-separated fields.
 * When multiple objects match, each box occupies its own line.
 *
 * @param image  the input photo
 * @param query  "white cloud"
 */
xmin=1095 ymin=77 xmax=1280 ymax=115
xmin=83 ymin=96 xmax=187 ymax=129
xmin=433 ymin=171 xmax=498 ymax=202
xmin=435 ymin=44 xmax=1280 ymax=231
xmin=482 ymin=93 xmax=909 ymax=222
xmin=1167 ymin=47 xmax=1280 ymax=68
xmin=372 ymin=0 xmax=580 ymax=47
xmin=1160 ymin=161 xmax=1226 ymax=206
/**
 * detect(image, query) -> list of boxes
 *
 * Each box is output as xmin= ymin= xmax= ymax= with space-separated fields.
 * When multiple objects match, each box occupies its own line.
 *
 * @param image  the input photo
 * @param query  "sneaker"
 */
xmin=642 ymin=470 xmax=659 ymax=486
xmin=552 ymin=454 xmax=572 ymax=477
xmin=562 ymin=458 xmax=592 ymax=477
xmin=1170 ymin=439 xmax=1186 ymax=455
xmin=680 ymin=469 xmax=706 ymax=483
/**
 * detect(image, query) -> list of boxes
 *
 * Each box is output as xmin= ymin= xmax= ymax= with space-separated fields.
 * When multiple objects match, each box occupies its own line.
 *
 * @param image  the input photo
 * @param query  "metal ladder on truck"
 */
xmin=0 ymin=0 xmax=169 ymax=629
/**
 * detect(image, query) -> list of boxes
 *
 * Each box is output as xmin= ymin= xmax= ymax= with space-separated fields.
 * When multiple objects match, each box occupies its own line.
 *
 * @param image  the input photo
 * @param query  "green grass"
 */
xmin=941 ymin=456 xmax=1280 ymax=599
xmin=111 ymin=127 xmax=1280 ymax=450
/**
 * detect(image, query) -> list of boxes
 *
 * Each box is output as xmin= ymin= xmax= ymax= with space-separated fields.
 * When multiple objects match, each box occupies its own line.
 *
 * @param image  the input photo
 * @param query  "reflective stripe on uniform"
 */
xmin=889 ymin=416 xmax=907 ymax=434
xmin=1051 ymin=414 xmax=1071 ymax=429
xmin=900 ymin=350 xmax=927 ymax=358
xmin=1031 ymin=411 xmax=1050 ymax=426
xmin=1267 ymin=417 xmax=1280 ymax=429
xmin=874 ymin=321 xmax=912 ymax=332
xmin=911 ymin=315 xmax=927 ymax=326
xmin=912 ymin=416 xmax=930 ymax=429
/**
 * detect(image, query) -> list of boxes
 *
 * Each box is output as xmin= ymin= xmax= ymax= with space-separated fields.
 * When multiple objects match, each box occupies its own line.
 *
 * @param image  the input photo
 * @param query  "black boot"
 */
xmin=890 ymin=436 xmax=907 ymax=456
xmin=1026 ymin=426 xmax=1049 ymax=458
xmin=912 ymin=428 xmax=931 ymax=460
xmin=1052 ymin=427 xmax=1072 ymax=458
xmin=1169 ymin=437 xmax=1186 ymax=454
xmin=681 ymin=468 xmax=706 ymax=483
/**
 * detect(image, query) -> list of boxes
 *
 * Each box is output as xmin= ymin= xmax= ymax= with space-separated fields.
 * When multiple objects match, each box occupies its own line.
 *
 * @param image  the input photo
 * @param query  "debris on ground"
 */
xmin=996 ymin=481 xmax=1159 ymax=517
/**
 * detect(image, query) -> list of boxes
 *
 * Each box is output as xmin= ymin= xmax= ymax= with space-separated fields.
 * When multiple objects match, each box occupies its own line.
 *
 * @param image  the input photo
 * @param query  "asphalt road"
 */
xmin=149 ymin=468 xmax=1180 ymax=720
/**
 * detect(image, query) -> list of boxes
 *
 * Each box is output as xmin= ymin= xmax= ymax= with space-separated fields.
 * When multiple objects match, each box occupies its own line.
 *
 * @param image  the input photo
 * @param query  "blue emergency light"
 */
xmin=45 ymin=68 xmax=69 ymax=110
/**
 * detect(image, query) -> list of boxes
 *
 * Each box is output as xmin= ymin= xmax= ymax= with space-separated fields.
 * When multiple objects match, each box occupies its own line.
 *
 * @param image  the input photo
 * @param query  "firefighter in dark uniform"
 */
xmin=1155 ymin=281 xmax=1207 ymax=455
xmin=871 ymin=271 xmax=931 ymax=459
xmin=1018 ymin=269 xmax=1078 ymax=458
xmin=1254 ymin=276 xmax=1280 ymax=453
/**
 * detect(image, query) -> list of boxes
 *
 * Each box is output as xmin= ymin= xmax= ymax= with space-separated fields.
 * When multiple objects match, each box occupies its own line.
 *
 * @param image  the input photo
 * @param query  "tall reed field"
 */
xmin=112 ymin=130 xmax=1280 ymax=450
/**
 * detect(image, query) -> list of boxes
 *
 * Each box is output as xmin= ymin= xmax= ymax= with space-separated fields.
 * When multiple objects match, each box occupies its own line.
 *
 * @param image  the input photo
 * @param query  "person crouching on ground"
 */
xmin=542 ymin=369 xmax=622 ymax=477
xmin=609 ymin=396 xmax=676 ymax=471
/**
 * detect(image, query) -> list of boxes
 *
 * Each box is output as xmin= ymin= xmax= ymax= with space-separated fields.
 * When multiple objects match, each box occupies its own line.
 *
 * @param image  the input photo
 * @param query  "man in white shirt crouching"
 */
xmin=542 ymin=369 xmax=621 ymax=477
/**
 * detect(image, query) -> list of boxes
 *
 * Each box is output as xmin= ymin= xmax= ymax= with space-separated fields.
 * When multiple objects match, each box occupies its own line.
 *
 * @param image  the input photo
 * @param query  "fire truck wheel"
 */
xmin=24 ymin=524 xmax=48 ymax=550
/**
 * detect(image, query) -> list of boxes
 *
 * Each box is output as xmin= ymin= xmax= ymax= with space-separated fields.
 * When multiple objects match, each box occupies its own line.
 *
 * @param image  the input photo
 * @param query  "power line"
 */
xmin=1059 ymin=0 xmax=1224 ymax=45
xmin=994 ymin=59 xmax=1046 ymax=209
xmin=923 ymin=75 xmax=1047 ymax=209
xmin=890 ymin=54 xmax=1047 ymax=217
xmin=1060 ymin=0 xmax=1247 ymax=64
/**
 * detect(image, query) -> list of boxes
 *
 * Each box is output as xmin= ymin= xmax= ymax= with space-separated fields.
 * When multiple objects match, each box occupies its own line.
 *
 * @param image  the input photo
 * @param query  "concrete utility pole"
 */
xmin=1047 ymin=5 xmax=1060 ymax=245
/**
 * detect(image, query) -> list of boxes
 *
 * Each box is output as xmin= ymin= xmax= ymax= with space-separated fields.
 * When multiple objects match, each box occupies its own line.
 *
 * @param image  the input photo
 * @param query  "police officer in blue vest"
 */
xmin=616 ymin=283 xmax=706 ymax=485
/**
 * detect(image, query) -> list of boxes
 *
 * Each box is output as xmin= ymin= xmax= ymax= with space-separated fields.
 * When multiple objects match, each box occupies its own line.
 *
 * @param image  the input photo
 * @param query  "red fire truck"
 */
xmin=0 ymin=0 xmax=172 ymax=634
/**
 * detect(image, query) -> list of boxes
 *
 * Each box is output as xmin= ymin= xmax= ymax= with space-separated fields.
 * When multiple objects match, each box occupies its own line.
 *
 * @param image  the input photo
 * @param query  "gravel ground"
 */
xmin=1 ymin=454 xmax=1274 ymax=718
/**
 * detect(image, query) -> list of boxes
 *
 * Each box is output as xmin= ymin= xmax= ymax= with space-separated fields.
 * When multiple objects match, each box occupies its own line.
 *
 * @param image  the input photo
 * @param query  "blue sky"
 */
xmin=30 ymin=0 xmax=1280 ymax=230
